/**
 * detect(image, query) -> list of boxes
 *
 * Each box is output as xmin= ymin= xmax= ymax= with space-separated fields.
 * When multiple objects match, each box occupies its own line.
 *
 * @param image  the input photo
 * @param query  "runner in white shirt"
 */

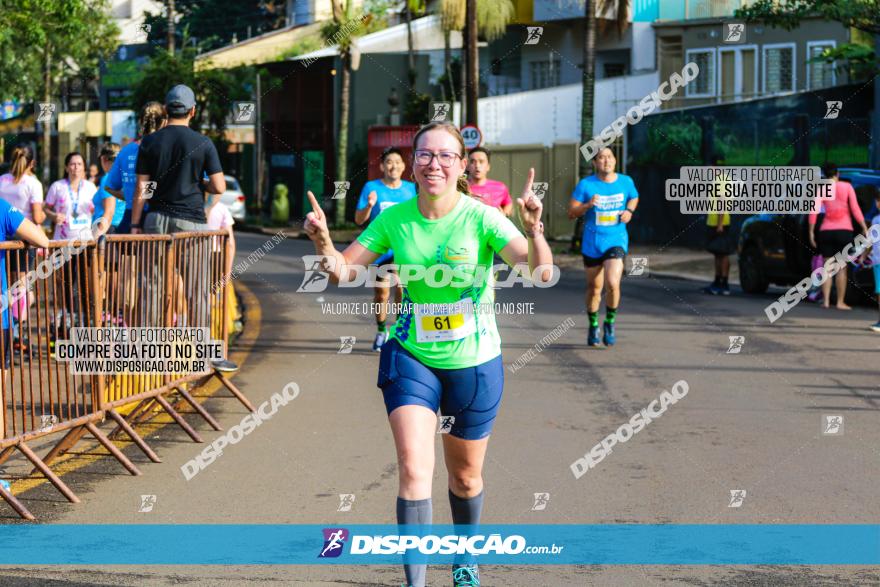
xmin=0 ymin=146 xmax=45 ymax=225
xmin=45 ymin=152 xmax=97 ymax=241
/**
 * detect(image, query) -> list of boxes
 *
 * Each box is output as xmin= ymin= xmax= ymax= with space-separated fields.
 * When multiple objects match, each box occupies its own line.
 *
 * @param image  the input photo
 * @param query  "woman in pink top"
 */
xmin=466 ymin=147 xmax=513 ymax=216
xmin=808 ymin=163 xmax=868 ymax=309
xmin=0 ymin=146 xmax=45 ymax=224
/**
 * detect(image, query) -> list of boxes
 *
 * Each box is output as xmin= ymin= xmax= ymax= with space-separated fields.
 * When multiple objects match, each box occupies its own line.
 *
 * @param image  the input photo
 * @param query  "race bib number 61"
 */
xmin=414 ymin=299 xmax=476 ymax=343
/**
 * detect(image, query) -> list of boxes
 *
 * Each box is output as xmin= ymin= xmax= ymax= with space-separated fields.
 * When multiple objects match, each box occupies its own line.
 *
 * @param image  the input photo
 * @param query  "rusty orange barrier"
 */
xmin=0 ymin=231 xmax=253 ymax=520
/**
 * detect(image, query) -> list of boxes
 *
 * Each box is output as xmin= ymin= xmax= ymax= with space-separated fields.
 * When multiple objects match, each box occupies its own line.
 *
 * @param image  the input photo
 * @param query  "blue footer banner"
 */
xmin=0 ymin=525 xmax=877 ymax=565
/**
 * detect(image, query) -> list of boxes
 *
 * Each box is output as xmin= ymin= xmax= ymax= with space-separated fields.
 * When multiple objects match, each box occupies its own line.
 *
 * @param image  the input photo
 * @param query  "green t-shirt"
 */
xmin=357 ymin=194 xmax=522 ymax=369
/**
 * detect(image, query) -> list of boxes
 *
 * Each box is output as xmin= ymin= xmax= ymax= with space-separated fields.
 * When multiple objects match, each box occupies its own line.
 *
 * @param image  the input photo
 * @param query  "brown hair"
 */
xmin=100 ymin=142 xmax=121 ymax=161
xmin=139 ymin=101 xmax=166 ymax=138
xmin=9 ymin=146 xmax=35 ymax=183
xmin=411 ymin=121 xmax=470 ymax=195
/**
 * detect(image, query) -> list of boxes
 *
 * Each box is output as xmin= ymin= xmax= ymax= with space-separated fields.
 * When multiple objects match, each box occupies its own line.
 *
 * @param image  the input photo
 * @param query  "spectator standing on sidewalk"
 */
xmin=132 ymin=84 xmax=225 ymax=332
xmin=808 ymin=163 xmax=868 ymax=310
xmin=703 ymin=154 xmax=733 ymax=296
xmin=131 ymin=85 xmax=225 ymax=234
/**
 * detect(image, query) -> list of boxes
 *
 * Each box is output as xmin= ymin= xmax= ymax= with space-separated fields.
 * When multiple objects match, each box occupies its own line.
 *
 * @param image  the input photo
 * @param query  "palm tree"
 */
xmin=403 ymin=0 xmax=426 ymax=88
xmin=440 ymin=0 xmax=514 ymax=125
xmin=580 ymin=0 xmax=630 ymax=177
xmin=328 ymin=0 xmax=358 ymax=224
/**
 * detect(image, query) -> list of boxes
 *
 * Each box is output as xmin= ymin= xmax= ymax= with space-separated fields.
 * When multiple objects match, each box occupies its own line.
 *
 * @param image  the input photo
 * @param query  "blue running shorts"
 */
xmin=377 ymin=338 xmax=504 ymax=440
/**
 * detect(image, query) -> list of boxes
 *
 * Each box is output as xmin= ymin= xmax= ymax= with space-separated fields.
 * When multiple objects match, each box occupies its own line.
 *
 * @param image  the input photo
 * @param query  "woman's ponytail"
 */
xmin=9 ymin=146 xmax=34 ymax=182
xmin=457 ymin=175 xmax=470 ymax=195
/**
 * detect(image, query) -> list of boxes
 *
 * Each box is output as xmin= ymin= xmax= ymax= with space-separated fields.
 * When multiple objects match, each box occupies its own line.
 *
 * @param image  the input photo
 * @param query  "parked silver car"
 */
xmin=218 ymin=175 xmax=246 ymax=221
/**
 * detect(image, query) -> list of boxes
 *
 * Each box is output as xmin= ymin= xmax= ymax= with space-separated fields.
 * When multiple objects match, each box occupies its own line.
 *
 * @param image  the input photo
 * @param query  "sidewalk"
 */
xmin=237 ymin=223 xmax=733 ymax=285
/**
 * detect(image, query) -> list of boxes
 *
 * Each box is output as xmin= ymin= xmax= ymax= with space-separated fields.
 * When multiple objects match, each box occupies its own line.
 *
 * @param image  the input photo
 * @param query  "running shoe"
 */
xmin=212 ymin=359 xmax=239 ymax=372
xmin=702 ymin=284 xmax=721 ymax=295
xmin=373 ymin=331 xmax=389 ymax=352
xmin=719 ymin=283 xmax=731 ymax=296
xmin=603 ymin=322 xmax=616 ymax=346
xmin=587 ymin=325 xmax=601 ymax=346
xmin=871 ymin=322 xmax=880 ymax=333
xmin=453 ymin=565 xmax=480 ymax=586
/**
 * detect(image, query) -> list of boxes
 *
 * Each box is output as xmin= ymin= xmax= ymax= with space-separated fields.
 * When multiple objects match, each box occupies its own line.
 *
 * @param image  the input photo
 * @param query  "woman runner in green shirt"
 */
xmin=303 ymin=121 xmax=553 ymax=587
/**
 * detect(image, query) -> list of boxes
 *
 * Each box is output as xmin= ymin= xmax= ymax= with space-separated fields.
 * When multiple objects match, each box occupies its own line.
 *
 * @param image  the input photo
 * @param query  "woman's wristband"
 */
xmin=524 ymin=221 xmax=544 ymax=238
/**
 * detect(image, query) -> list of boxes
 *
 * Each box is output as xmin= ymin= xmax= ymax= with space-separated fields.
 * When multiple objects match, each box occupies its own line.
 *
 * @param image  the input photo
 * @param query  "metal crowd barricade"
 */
xmin=0 ymin=230 xmax=254 ymax=520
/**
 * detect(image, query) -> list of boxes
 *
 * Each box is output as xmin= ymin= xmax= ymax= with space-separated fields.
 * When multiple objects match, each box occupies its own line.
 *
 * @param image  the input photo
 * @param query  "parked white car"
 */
xmin=219 ymin=175 xmax=246 ymax=221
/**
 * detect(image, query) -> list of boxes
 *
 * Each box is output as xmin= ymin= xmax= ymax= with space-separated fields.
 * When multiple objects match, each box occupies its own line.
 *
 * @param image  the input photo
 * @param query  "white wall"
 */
xmin=111 ymin=0 xmax=163 ymax=45
xmin=478 ymin=84 xmax=582 ymax=146
xmin=593 ymin=71 xmax=660 ymax=131
xmin=475 ymin=71 xmax=660 ymax=146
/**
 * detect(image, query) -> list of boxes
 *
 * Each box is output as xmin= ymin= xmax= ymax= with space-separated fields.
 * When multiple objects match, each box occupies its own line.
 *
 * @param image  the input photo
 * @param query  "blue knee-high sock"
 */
xmin=449 ymin=489 xmax=484 ymax=570
xmin=397 ymin=497 xmax=432 ymax=587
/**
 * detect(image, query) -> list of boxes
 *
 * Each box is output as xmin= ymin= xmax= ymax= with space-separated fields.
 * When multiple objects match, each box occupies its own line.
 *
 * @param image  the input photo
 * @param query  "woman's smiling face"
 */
xmin=412 ymin=129 xmax=466 ymax=197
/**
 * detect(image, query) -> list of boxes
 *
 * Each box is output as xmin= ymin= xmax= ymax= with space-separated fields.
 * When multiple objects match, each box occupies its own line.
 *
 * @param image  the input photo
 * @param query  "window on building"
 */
xmin=763 ymin=43 xmax=795 ymax=93
xmin=530 ymin=59 xmax=561 ymax=90
xmin=603 ymin=63 xmax=625 ymax=78
xmin=685 ymin=48 xmax=715 ymax=97
xmin=806 ymin=41 xmax=836 ymax=90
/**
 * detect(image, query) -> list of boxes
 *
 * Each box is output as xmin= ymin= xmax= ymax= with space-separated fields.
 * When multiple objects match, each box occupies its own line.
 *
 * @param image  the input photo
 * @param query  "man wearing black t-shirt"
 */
xmin=132 ymin=84 xmax=225 ymax=330
xmin=132 ymin=84 xmax=226 ymax=233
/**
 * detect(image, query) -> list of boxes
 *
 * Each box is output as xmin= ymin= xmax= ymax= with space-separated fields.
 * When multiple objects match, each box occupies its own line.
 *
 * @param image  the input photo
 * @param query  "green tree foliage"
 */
xmin=130 ymin=43 xmax=263 ymax=151
xmin=144 ymin=0 xmax=287 ymax=52
xmin=0 ymin=0 xmax=119 ymax=102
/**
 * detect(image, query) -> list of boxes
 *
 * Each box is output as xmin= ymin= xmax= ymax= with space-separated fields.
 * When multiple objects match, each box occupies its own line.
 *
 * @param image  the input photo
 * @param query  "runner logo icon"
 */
xmin=822 ymin=415 xmax=844 ymax=435
xmin=319 ymin=528 xmax=349 ymax=558
xmin=525 ymin=27 xmax=543 ymax=45
xmin=531 ymin=492 xmax=550 ymax=511
xmin=337 ymin=494 xmax=355 ymax=511
xmin=727 ymin=336 xmax=745 ymax=354
xmin=437 ymin=415 xmax=455 ymax=434
xmin=723 ymin=22 xmax=745 ymax=43
xmin=338 ymin=337 xmax=356 ymax=354
xmin=728 ymin=490 xmax=746 ymax=508
xmin=138 ymin=494 xmax=157 ymax=513
xmin=298 ymin=256 xmax=335 ymax=293
xmin=629 ymin=257 xmax=648 ymax=276
xmin=36 ymin=102 xmax=56 ymax=123
xmin=333 ymin=182 xmax=350 ymax=199
xmin=824 ymin=101 xmax=842 ymax=119
xmin=532 ymin=182 xmax=548 ymax=199
xmin=431 ymin=102 xmax=452 ymax=121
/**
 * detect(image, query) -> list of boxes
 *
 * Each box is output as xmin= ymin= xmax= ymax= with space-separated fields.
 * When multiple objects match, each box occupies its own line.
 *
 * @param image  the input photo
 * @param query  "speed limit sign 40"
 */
xmin=461 ymin=125 xmax=483 ymax=150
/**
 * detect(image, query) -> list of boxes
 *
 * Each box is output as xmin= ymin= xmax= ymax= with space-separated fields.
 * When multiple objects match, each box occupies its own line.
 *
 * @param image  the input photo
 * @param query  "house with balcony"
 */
xmin=654 ymin=0 xmax=850 ymax=109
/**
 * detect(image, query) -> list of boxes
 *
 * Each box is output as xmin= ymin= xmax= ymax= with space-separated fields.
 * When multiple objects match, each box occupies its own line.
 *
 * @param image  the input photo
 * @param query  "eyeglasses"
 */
xmin=414 ymin=150 xmax=462 ymax=168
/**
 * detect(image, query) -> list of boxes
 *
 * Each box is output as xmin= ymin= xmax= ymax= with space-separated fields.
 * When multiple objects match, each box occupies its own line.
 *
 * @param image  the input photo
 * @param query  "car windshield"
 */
xmin=225 ymin=177 xmax=241 ymax=192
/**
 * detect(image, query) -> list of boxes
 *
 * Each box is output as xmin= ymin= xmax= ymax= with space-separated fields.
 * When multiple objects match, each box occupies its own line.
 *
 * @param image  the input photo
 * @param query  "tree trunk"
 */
xmin=42 ymin=46 xmax=51 ymax=185
xmin=336 ymin=53 xmax=351 ymax=224
xmin=465 ymin=0 xmax=478 ymax=126
xmin=579 ymin=0 xmax=597 ymax=178
xmin=167 ymin=0 xmax=176 ymax=53
xmin=443 ymin=30 xmax=455 ymax=103
xmin=405 ymin=3 xmax=416 ymax=86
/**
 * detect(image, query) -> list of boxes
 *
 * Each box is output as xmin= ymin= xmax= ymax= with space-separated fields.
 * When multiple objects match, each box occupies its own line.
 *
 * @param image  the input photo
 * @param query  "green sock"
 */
xmin=605 ymin=307 xmax=618 ymax=324
xmin=588 ymin=312 xmax=599 ymax=328
xmin=377 ymin=320 xmax=386 ymax=333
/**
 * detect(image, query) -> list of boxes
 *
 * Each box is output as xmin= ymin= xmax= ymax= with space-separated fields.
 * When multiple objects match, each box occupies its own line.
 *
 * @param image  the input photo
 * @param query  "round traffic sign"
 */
xmin=461 ymin=125 xmax=482 ymax=150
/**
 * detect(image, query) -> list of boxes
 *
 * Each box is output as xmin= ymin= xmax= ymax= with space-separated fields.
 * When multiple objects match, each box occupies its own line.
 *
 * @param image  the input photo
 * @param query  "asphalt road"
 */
xmin=1 ymin=231 xmax=878 ymax=586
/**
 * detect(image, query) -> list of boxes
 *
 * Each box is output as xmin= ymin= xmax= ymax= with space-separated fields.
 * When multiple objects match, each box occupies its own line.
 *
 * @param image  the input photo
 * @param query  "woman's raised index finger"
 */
xmin=306 ymin=191 xmax=323 ymax=218
xmin=522 ymin=168 xmax=535 ymax=196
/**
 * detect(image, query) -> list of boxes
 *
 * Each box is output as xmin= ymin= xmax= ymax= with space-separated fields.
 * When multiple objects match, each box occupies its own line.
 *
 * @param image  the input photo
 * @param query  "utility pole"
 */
xmin=167 ymin=0 xmax=175 ymax=53
xmin=255 ymin=73 xmax=263 ymax=216
xmin=465 ymin=0 xmax=478 ymax=126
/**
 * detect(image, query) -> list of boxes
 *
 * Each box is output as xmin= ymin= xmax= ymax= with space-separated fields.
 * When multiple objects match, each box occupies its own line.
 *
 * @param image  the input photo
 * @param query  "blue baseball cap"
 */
xmin=165 ymin=84 xmax=196 ymax=114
